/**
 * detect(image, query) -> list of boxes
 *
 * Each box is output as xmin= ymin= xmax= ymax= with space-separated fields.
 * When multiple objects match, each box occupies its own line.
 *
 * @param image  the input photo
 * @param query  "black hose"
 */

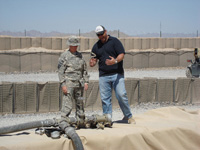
xmin=0 ymin=119 xmax=56 ymax=135
xmin=0 ymin=119 xmax=84 ymax=150
xmin=65 ymin=127 xmax=84 ymax=150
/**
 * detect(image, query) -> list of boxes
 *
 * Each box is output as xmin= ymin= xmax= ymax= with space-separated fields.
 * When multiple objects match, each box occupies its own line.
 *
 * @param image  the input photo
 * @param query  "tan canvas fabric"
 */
xmin=0 ymin=107 xmax=200 ymax=150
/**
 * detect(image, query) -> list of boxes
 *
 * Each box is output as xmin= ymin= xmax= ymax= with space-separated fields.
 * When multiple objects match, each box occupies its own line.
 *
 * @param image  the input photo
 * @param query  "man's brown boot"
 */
xmin=128 ymin=117 xmax=136 ymax=124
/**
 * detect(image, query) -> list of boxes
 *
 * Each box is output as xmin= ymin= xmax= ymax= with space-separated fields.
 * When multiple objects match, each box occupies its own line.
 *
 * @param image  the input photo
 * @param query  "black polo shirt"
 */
xmin=91 ymin=36 xmax=125 ymax=77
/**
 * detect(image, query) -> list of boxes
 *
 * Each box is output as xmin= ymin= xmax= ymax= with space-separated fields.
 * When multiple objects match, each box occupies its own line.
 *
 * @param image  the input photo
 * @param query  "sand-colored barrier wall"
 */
xmin=0 ymin=36 xmax=199 ymax=72
xmin=0 ymin=78 xmax=200 ymax=114
xmin=0 ymin=50 xmax=195 ymax=72
xmin=0 ymin=51 xmax=61 ymax=72
xmin=0 ymin=37 xmax=200 ymax=50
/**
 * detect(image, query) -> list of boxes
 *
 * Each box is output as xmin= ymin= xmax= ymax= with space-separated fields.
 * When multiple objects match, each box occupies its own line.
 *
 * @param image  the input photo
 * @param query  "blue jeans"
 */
xmin=99 ymin=73 xmax=132 ymax=119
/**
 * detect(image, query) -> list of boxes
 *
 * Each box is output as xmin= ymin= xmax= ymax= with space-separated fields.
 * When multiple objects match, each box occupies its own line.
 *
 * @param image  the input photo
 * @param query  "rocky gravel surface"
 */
xmin=0 ymin=102 xmax=199 ymax=128
xmin=0 ymin=67 xmax=187 ymax=83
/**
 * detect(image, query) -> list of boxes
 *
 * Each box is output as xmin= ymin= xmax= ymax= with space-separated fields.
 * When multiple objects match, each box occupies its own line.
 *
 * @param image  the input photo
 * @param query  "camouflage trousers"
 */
xmin=61 ymin=87 xmax=85 ymax=120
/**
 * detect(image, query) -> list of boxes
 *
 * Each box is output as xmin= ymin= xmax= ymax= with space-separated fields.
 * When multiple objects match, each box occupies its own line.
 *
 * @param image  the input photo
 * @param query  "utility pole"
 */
xmin=79 ymin=29 xmax=80 ymax=37
xmin=24 ymin=30 xmax=26 ymax=37
xmin=160 ymin=22 xmax=162 ymax=38
xmin=118 ymin=29 xmax=120 ymax=38
xmin=197 ymin=30 xmax=198 ymax=37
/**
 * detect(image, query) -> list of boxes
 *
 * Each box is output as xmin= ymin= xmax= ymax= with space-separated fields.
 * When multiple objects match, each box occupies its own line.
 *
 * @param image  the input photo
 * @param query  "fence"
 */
xmin=0 ymin=78 xmax=200 ymax=114
xmin=0 ymin=37 xmax=200 ymax=51
xmin=0 ymin=50 xmax=195 ymax=73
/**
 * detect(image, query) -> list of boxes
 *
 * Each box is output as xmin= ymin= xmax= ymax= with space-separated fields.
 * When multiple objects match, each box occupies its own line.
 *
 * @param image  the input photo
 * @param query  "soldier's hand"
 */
xmin=62 ymin=86 xmax=68 ymax=95
xmin=84 ymin=83 xmax=88 ymax=91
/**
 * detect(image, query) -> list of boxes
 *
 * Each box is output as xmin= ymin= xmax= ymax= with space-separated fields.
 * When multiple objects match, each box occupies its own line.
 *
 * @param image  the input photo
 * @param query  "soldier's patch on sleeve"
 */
xmin=58 ymin=58 xmax=64 ymax=69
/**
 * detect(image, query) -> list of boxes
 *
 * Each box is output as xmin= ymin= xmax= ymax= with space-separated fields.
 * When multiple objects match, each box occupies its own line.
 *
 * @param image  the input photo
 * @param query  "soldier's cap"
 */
xmin=67 ymin=36 xmax=80 ymax=46
xmin=95 ymin=25 xmax=105 ymax=35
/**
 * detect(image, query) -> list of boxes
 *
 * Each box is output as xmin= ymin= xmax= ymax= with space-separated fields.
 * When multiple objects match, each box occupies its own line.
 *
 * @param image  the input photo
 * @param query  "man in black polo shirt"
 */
xmin=90 ymin=25 xmax=135 ymax=124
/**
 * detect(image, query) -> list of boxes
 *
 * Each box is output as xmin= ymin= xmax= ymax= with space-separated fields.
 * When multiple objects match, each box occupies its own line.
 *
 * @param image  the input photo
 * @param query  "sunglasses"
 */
xmin=96 ymin=31 xmax=104 ymax=37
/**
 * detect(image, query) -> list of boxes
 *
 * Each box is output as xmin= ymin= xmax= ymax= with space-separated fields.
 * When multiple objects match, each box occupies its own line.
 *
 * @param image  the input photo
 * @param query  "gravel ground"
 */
xmin=0 ymin=67 xmax=199 ymax=129
xmin=0 ymin=103 xmax=199 ymax=128
xmin=0 ymin=67 xmax=187 ymax=83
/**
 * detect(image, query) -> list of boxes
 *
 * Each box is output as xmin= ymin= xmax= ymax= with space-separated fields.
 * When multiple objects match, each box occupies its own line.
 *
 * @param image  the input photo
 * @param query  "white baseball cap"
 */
xmin=95 ymin=25 xmax=105 ymax=34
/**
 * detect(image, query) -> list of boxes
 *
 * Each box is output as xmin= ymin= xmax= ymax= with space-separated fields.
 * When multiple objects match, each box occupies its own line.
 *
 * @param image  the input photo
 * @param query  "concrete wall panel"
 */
xmin=42 ymin=38 xmax=52 ymax=49
xmin=0 ymin=37 xmax=200 ymax=51
xmin=166 ymin=38 xmax=174 ymax=48
xmin=11 ymin=37 xmax=21 ymax=49
xmin=0 ymin=37 xmax=11 ymax=50
xmin=141 ymin=38 xmax=150 ymax=50
xmin=124 ymin=53 xmax=133 ymax=69
xmin=20 ymin=52 xmax=37 ymax=72
xmin=149 ymin=52 xmax=165 ymax=68
xmin=179 ymin=51 xmax=194 ymax=67
xmin=41 ymin=52 xmax=52 ymax=71
xmin=51 ymin=52 xmax=60 ymax=71
xmin=32 ymin=38 xmax=42 ymax=47
xmin=52 ymin=38 xmax=62 ymax=50
xmin=158 ymin=38 xmax=166 ymax=49
xmin=40 ymin=52 xmax=60 ymax=71
xmin=189 ymin=38 xmax=196 ymax=49
xmin=150 ymin=38 xmax=159 ymax=49
xmin=29 ymin=53 xmax=41 ymax=72
xmin=174 ymin=38 xmax=181 ymax=49
xmin=195 ymin=38 xmax=200 ymax=48
xmin=181 ymin=38 xmax=189 ymax=49
xmin=132 ymin=52 xmax=149 ymax=68
xmin=80 ymin=38 xmax=89 ymax=51
xmin=9 ymin=52 xmax=20 ymax=72
xmin=0 ymin=53 xmax=10 ymax=72
xmin=164 ymin=52 xmax=179 ymax=67
xmin=21 ymin=38 xmax=31 ymax=49
xmin=62 ymin=38 xmax=68 ymax=50
xmin=124 ymin=38 xmax=133 ymax=50
xmin=133 ymin=38 xmax=142 ymax=49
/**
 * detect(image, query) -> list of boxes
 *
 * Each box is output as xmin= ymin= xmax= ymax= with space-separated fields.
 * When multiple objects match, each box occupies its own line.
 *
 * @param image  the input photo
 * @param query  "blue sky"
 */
xmin=0 ymin=0 xmax=199 ymax=35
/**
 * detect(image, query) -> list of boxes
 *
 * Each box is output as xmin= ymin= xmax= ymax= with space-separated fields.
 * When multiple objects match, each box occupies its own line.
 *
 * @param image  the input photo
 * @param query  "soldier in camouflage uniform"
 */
xmin=58 ymin=36 xmax=89 ymax=124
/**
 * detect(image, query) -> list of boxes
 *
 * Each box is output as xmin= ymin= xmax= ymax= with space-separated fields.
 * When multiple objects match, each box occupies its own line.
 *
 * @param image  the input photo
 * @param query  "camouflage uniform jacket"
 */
xmin=58 ymin=50 xmax=89 ymax=88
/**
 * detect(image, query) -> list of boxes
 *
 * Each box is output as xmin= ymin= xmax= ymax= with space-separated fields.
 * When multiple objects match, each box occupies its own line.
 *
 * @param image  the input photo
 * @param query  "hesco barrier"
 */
xmin=0 ymin=78 xmax=200 ymax=114
xmin=1 ymin=37 xmax=200 ymax=50
xmin=0 ymin=50 xmax=195 ymax=72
